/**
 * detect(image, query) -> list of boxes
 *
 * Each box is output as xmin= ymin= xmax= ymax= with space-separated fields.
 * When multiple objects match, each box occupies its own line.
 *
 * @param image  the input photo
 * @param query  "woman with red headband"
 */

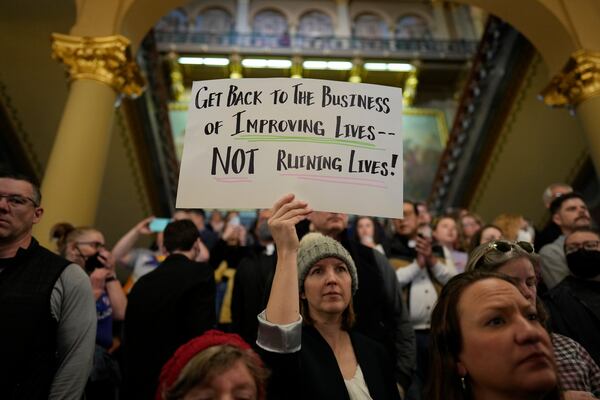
xmin=155 ymin=329 xmax=268 ymax=400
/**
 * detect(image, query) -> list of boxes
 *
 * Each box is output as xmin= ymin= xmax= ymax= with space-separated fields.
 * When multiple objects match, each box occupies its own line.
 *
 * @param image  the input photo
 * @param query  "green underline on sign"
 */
xmin=233 ymin=135 xmax=383 ymax=150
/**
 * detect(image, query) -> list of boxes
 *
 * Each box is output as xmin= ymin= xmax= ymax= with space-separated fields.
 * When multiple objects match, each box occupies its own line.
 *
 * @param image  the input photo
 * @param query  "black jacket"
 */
xmin=123 ymin=254 xmax=216 ymax=400
xmin=262 ymin=325 xmax=400 ymax=400
xmin=240 ymin=233 xmax=415 ymax=389
xmin=340 ymin=234 xmax=415 ymax=389
xmin=543 ymin=276 xmax=600 ymax=366
xmin=231 ymin=249 xmax=276 ymax=346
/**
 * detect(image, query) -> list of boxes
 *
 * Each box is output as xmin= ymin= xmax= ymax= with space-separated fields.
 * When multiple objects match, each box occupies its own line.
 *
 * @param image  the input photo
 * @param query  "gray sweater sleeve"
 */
xmin=539 ymin=237 xmax=569 ymax=289
xmin=50 ymin=263 xmax=97 ymax=400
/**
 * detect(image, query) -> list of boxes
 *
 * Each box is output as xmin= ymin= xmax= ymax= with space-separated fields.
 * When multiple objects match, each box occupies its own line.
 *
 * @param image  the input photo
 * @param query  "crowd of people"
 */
xmin=1 ymin=171 xmax=599 ymax=400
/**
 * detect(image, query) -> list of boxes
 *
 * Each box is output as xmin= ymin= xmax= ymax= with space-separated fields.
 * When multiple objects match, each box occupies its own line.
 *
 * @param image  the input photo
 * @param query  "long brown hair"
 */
xmin=300 ymin=297 xmax=356 ymax=331
xmin=425 ymin=271 xmax=563 ymax=400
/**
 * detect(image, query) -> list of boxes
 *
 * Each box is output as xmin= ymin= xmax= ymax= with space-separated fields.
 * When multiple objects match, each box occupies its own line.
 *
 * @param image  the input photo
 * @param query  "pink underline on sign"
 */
xmin=215 ymin=177 xmax=253 ymax=183
xmin=295 ymin=176 xmax=387 ymax=189
xmin=280 ymin=173 xmax=384 ymax=184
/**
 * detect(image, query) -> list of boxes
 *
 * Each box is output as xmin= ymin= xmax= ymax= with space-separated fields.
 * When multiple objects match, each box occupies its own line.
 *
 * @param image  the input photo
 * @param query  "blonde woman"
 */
xmin=53 ymin=223 xmax=126 ymax=399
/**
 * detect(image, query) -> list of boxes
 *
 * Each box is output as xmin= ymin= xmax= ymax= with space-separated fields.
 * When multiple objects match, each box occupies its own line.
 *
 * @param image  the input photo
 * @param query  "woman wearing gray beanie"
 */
xmin=256 ymin=194 xmax=400 ymax=400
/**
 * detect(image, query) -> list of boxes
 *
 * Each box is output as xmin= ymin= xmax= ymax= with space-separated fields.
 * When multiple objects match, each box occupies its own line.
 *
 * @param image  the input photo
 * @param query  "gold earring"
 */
xmin=461 ymin=376 xmax=466 ymax=390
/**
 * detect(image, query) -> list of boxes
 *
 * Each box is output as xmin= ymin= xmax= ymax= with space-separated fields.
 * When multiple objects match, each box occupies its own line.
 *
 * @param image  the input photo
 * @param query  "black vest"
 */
xmin=0 ymin=238 xmax=70 ymax=399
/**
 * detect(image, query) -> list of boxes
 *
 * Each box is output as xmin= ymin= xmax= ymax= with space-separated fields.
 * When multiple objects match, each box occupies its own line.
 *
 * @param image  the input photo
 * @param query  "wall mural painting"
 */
xmin=402 ymin=108 xmax=448 ymax=202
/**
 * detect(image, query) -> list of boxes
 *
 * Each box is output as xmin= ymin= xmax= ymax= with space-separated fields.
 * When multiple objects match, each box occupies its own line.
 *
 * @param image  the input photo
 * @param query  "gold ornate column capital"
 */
xmin=51 ymin=33 xmax=146 ymax=98
xmin=540 ymin=50 xmax=600 ymax=108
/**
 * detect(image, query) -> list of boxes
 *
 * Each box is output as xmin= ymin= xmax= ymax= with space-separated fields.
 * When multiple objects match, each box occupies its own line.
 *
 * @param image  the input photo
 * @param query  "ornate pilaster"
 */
xmin=403 ymin=67 xmax=419 ymax=107
xmin=291 ymin=55 xmax=303 ymax=79
xmin=349 ymin=57 xmax=363 ymax=83
xmin=540 ymin=50 xmax=600 ymax=108
xmin=229 ymin=53 xmax=243 ymax=79
xmin=51 ymin=33 xmax=146 ymax=98
xmin=166 ymin=52 xmax=185 ymax=101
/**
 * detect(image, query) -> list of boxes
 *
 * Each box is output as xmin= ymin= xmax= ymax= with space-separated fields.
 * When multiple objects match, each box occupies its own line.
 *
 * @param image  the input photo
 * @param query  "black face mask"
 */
xmin=566 ymin=249 xmax=600 ymax=279
xmin=84 ymin=252 xmax=104 ymax=273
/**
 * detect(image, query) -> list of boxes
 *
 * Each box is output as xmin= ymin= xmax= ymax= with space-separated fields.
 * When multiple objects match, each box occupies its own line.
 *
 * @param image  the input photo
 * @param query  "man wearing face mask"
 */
xmin=123 ymin=219 xmax=216 ymax=400
xmin=539 ymin=192 xmax=592 ymax=289
xmin=230 ymin=209 xmax=277 ymax=346
xmin=543 ymin=227 xmax=600 ymax=366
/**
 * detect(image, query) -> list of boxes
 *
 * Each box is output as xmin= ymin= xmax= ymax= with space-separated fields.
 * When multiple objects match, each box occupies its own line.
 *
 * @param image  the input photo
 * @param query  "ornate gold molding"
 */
xmin=51 ymin=33 xmax=146 ymax=98
xmin=540 ymin=50 xmax=600 ymax=108
xmin=229 ymin=53 xmax=243 ymax=79
xmin=166 ymin=52 xmax=185 ymax=101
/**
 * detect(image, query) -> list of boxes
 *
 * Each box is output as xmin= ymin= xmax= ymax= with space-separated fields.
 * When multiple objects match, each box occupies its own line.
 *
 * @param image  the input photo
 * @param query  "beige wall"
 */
xmin=469 ymin=54 xmax=587 ymax=227
xmin=95 ymin=113 xmax=151 ymax=246
xmin=0 ymin=0 xmax=74 ymax=170
xmin=0 ymin=0 xmax=157 ymax=245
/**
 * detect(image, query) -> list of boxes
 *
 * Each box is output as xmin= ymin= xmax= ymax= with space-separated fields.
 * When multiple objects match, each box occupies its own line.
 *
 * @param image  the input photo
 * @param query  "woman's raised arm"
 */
xmin=264 ymin=194 xmax=311 ymax=325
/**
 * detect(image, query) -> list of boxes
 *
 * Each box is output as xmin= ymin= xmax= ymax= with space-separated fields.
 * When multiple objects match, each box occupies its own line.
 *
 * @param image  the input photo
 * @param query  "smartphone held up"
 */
xmin=149 ymin=218 xmax=171 ymax=232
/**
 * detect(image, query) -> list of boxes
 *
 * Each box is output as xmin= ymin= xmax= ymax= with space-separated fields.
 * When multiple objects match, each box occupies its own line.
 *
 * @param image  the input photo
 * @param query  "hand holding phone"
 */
xmin=431 ymin=244 xmax=445 ymax=258
xmin=149 ymin=218 xmax=170 ymax=232
xmin=417 ymin=225 xmax=432 ymax=239
xmin=229 ymin=215 xmax=241 ymax=227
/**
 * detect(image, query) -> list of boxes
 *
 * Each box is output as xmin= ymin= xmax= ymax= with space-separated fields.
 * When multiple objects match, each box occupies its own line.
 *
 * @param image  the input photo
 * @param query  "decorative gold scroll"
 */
xmin=51 ymin=33 xmax=146 ymax=98
xmin=540 ymin=50 xmax=600 ymax=108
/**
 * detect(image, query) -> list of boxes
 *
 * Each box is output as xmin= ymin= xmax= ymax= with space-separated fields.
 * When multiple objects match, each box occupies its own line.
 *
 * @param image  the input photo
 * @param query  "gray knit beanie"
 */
xmin=297 ymin=232 xmax=358 ymax=294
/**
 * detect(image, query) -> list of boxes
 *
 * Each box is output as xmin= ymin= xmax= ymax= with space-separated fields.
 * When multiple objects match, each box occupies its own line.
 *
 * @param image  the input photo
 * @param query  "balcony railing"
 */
xmin=155 ymin=31 xmax=478 ymax=61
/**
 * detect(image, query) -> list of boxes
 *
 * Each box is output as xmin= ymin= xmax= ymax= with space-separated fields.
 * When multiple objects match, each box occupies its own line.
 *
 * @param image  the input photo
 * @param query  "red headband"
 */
xmin=156 ymin=329 xmax=256 ymax=400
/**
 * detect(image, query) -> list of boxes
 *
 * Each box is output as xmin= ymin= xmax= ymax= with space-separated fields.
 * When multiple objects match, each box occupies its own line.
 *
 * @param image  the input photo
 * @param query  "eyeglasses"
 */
xmin=76 ymin=241 xmax=105 ymax=250
xmin=565 ymin=240 xmax=600 ymax=254
xmin=487 ymin=240 xmax=535 ymax=254
xmin=0 ymin=193 xmax=38 ymax=208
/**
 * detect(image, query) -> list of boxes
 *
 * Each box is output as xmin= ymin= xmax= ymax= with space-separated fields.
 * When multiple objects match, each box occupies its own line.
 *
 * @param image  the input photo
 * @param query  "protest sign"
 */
xmin=176 ymin=78 xmax=403 ymax=218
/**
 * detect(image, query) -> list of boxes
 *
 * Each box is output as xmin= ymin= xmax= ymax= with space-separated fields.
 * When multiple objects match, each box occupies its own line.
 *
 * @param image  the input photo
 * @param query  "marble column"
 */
xmin=33 ymin=34 xmax=145 ymax=247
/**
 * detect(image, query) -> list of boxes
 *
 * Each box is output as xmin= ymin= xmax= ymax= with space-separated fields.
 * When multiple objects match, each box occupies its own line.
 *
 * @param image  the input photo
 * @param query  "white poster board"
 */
xmin=176 ymin=78 xmax=403 ymax=218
